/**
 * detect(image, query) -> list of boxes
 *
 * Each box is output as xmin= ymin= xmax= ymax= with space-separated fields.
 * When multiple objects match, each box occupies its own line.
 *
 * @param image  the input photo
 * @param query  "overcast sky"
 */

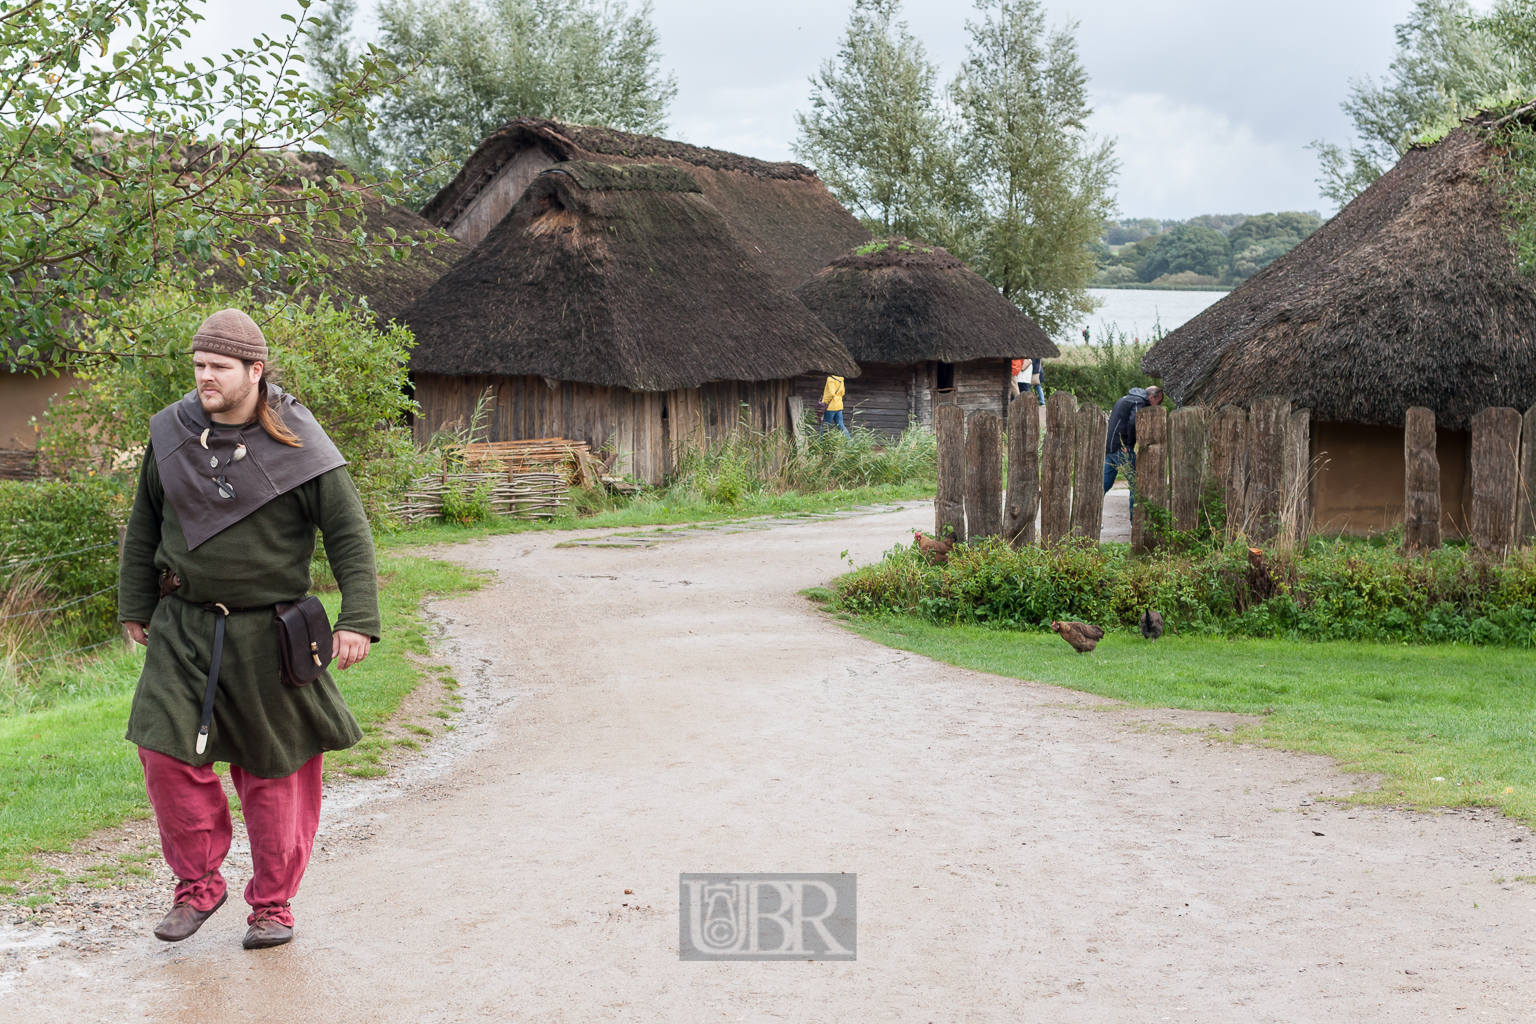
xmin=183 ymin=0 xmax=1467 ymax=220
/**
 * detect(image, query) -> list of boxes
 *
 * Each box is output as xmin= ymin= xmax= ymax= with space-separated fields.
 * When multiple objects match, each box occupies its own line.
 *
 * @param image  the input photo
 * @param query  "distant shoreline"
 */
xmin=1091 ymin=283 xmax=1233 ymax=293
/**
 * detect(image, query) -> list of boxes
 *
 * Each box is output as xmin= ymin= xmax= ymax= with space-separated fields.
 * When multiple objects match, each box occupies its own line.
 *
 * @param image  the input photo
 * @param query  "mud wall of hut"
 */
xmin=1310 ymin=421 xmax=1472 ymax=538
xmin=412 ymin=372 xmax=792 ymax=484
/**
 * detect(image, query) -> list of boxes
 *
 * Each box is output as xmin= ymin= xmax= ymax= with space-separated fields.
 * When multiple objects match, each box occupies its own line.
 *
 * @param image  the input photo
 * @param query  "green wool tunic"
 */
xmin=119 ymin=445 xmax=380 ymax=778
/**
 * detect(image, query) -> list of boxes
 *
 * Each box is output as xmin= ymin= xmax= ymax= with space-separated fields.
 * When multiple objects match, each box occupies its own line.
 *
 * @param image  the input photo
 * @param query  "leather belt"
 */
xmin=168 ymin=591 xmax=283 ymax=756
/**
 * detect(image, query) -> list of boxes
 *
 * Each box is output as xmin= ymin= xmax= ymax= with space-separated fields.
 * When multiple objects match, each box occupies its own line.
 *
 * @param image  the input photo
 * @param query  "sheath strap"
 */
xmin=196 ymin=607 xmax=226 ymax=756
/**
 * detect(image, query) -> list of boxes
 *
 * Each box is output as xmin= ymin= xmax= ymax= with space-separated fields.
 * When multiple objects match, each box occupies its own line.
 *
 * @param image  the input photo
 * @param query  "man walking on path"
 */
xmin=118 ymin=309 xmax=380 ymax=951
xmin=820 ymin=375 xmax=851 ymax=436
xmin=1104 ymin=385 xmax=1162 ymax=513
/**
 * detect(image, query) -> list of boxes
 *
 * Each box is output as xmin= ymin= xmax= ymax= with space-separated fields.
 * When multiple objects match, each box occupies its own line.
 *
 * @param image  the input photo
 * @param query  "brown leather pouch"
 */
xmin=273 ymin=596 xmax=333 ymax=688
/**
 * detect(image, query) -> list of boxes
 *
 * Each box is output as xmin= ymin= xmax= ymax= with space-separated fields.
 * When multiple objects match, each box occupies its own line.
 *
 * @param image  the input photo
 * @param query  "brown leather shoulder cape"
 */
xmin=148 ymin=386 xmax=346 ymax=550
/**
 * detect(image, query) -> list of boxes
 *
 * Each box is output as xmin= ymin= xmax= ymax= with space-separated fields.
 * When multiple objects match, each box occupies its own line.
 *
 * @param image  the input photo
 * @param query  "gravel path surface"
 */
xmin=4 ymin=503 xmax=1533 ymax=1023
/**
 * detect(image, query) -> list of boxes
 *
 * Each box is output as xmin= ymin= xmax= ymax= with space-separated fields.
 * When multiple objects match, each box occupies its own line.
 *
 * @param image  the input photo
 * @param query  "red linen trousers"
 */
xmin=138 ymin=747 xmax=322 ymax=928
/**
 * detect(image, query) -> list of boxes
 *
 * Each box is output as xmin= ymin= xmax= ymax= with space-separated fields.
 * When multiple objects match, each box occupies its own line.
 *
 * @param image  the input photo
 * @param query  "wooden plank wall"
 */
xmin=413 ymin=373 xmax=791 ymax=485
xmin=935 ymin=359 xmax=1011 ymax=421
xmin=793 ymin=362 xmax=928 ymax=436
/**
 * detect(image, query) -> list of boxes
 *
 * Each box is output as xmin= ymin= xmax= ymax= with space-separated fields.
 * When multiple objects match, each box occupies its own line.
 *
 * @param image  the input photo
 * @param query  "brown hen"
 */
xmin=1051 ymin=620 xmax=1105 ymax=653
xmin=913 ymin=530 xmax=954 ymax=565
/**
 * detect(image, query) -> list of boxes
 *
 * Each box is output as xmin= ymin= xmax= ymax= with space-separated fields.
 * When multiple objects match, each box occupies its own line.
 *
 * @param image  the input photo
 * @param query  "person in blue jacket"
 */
xmin=1103 ymin=385 xmax=1163 ymax=513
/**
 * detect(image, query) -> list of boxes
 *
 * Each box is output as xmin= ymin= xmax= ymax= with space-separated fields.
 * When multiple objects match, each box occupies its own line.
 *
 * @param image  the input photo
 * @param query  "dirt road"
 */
xmin=6 ymin=504 xmax=1535 ymax=1022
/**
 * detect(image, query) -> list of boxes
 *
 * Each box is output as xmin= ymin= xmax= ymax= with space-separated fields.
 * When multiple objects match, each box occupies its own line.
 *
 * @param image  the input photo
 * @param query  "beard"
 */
xmin=199 ymin=375 xmax=256 ymax=415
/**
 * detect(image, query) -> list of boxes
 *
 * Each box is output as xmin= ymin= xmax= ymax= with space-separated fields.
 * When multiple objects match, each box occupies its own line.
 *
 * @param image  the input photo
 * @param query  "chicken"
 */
xmin=913 ymin=530 xmax=954 ymax=565
xmin=1051 ymin=620 xmax=1104 ymax=653
xmin=1139 ymin=609 xmax=1164 ymax=640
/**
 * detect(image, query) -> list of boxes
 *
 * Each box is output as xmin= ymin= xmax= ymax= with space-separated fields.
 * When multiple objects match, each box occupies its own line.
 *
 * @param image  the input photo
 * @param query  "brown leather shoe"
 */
xmin=153 ymin=893 xmax=227 ymax=942
xmin=242 ymin=918 xmax=294 ymax=950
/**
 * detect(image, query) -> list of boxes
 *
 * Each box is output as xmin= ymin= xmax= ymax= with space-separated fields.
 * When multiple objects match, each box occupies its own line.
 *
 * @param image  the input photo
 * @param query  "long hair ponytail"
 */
xmin=252 ymin=363 xmax=303 ymax=447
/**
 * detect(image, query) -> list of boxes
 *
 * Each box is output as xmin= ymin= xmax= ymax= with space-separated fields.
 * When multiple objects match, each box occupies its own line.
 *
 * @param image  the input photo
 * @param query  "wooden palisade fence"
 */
xmin=935 ymin=394 xmax=1536 ymax=557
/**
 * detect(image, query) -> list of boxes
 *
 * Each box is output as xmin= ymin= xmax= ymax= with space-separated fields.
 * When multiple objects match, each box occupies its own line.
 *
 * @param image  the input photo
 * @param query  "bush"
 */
xmin=836 ymin=537 xmax=1536 ymax=647
xmin=1044 ymin=323 xmax=1162 ymax=411
xmin=0 ymin=478 xmax=131 ymax=669
xmin=37 ymin=288 xmax=429 ymax=525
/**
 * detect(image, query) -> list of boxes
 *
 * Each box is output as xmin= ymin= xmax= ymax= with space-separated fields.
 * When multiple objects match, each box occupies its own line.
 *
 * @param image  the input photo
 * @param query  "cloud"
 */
xmin=1091 ymin=91 xmax=1330 ymax=218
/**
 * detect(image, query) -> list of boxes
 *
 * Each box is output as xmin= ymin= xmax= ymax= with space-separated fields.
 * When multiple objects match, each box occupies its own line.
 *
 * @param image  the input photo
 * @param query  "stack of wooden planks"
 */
xmin=390 ymin=471 xmax=568 ymax=525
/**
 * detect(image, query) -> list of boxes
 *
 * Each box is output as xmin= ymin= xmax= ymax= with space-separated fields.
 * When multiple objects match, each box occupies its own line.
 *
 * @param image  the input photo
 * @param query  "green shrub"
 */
xmin=37 ymin=288 xmax=429 ymax=526
xmin=0 ymin=477 xmax=131 ymax=661
xmin=1046 ymin=322 xmax=1162 ymax=411
xmin=836 ymin=537 xmax=1536 ymax=647
xmin=438 ymin=481 xmax=494 ymax=525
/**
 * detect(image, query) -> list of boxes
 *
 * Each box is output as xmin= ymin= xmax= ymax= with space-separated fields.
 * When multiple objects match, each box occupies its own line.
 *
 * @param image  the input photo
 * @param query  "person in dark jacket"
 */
xmin=1103 ymin=385 xmax=1163 ymax=513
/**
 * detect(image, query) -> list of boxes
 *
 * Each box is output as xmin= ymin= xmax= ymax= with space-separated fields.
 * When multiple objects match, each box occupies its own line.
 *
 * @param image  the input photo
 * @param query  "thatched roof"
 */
xmin=793 ymin=239 xmax=1060 ymax=364
xmin=401 ymin=161 xmax=859 ymax=390
xmin=1142 ymin=126 xmax=1536 ymax=430
xmin=420 ymin=118 xmax=870 ymax=292
xmin=208 ymin=153 xmax=461 ymax=323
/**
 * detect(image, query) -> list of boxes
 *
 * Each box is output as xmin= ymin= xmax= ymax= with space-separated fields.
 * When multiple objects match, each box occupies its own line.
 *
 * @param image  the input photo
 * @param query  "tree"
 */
xmin=1227 ymin=211 xmax=1322 ymax=250
xmin=793 ymin=0 xmax=954 ymax=236
xmin=0 ymin=0 xmax=421 ymax=368
xmin=307 ymin=0 xmax=677 ymax=208
xmin=950 ymin=0 xmax=1117 ymax=335
xmin=1311 ymin=0 xmax=1529 ymax=205
xmin=1136 ymin=224 xmax=1228 ymax=282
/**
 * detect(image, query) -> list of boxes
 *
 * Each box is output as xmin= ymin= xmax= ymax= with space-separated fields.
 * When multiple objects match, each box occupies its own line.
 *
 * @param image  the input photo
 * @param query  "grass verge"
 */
xmin=836 ymin=611 xmax=1536 ymax=826
xmin=0 ymin=553 xmax=479 ymax=881
xmin=376 ymin=480 xmax=933 ymax=551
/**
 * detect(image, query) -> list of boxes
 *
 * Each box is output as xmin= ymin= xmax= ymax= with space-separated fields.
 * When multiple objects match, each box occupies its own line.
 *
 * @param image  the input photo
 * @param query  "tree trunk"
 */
xmin=965 ymin=410 xmax=1003 ymax=541
xmin=1039 ymin=390 xmax=1078 ymax=546
xmin=935 ymin=403 xmax=966 ymax=544
xmin=1130 ymin=405 xmax=1168 ymax=553
xmin=1280 ymin=407 xmax=1311 ymax=544
xmin=1517 ymin=403 xmax=1536 ymax=549
xmin=1209 ymin=404 xmax=1248 ymax=540
xmin=1070 ymin=401 xmax=1108 ymax=541
xmin=1403 ymin=406 xmax=1442 ymax=553
xmin=1471 ymin=406 xmax=1522 ymax=557
xmin=1168 ymin=406 xmax=1208 ymax=532
xmin=1002 ymin=395 xmax=1040 ymax=546
xmin=1243 ymin=397 xmax=1288 ymax=543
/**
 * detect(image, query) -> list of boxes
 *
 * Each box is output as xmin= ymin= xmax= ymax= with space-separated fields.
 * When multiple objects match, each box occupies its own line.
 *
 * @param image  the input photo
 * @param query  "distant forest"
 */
xmin=1093 ymin=211 xmax=1324 ymax=288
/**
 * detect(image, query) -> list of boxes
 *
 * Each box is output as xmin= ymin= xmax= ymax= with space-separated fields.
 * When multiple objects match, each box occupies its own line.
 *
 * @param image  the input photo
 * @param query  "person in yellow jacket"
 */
xmin=819 ymin=376 xmax=851 ymax=436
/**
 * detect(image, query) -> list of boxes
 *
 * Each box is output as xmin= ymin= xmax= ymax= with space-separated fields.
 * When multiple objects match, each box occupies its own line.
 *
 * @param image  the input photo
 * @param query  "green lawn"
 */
xmin=376 ymin=481 xmax=934 ymax=551
xmin=840 ymin=613 xmax=1536 ymax=826
xmin=0 ymin=554 xmax=479 ymax=882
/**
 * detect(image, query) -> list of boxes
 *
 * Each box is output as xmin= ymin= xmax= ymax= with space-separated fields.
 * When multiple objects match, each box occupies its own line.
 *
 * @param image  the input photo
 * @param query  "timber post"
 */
xmin=1209 ymin=404 xmax=1248 ymax=539
xmin=1070 ymin=401 xmax=1108 ymax=542
xmin=1403 ymin=406 xmax=1442 ymax=553
xmin=1470 ymin=406 xmax=1522 ymax=557
xmin=1243 ymin=397 xmax=1289 ymax=544
xmin=964 ymin=410 xmax=1004 ymax=541
xmin=1517 ymin=403 xmax=1536 ymax=549
xmin=1002 ymin=396 xmax=1040 ymax=546
xmin=1039 ymin=390 xmax=1078 ymax=545
xmin=1130 ymin=405 xmax=1168 ymax=553
xmin=1280 ymin=407 xmax=1311 ymax=544
xmin=1168 ymin=406 xmax=1208 ymax=532
xmin=935 ymin=403 xmax=967 ymax=544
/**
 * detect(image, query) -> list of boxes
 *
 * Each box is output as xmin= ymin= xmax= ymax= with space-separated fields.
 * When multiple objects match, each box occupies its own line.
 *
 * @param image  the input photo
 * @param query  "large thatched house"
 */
xmin=401 ymin=161 xmax=858 ymax=482
xmin=1142 ymin=124 xmax=1536 ymax=536
xmin=420 ymin=118 xmax=871 ymax=292
xmin=793 ymin=240 xmax=1059 ymax=434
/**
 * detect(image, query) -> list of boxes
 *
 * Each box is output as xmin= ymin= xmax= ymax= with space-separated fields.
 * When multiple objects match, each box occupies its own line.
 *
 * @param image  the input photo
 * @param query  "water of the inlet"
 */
xmin=1065 ymin=289 xmax=1226 ymax=346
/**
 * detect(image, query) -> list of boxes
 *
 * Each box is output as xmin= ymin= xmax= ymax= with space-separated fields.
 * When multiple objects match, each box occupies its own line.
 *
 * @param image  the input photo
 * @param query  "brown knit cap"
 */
xmin=190 ymin=308 xmax=269 ymax=362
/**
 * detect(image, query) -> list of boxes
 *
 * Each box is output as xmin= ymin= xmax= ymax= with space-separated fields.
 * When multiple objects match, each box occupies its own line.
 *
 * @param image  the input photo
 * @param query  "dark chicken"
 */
xmin=1139 ymin=609 xmax=1164 ymax=640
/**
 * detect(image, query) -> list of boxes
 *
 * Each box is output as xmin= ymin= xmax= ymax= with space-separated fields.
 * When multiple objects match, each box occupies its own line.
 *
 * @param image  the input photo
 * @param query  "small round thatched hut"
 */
xmin=403 ymin=161 xmax=859 ymax=482
xmin=793 ymin=239 xmax=1059 ymax=435
xmin=1142 ymin=124 xmax=1536 ymax=536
